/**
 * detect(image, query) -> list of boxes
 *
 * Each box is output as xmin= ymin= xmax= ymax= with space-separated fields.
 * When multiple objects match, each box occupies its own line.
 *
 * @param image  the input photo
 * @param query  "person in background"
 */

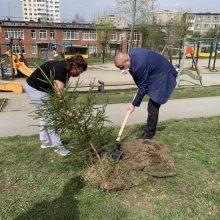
xmin=25 ymin=56 xmax=87 ymax=156
xmin=52 ymin=47 xmax=59 ymax=60
xmin=114 ymin=48 xmax=177 ymax=139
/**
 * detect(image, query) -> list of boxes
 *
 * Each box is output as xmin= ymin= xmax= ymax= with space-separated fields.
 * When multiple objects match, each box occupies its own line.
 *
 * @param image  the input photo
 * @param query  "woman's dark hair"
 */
xmin=64 ymin=55 xmax=87 ymax=71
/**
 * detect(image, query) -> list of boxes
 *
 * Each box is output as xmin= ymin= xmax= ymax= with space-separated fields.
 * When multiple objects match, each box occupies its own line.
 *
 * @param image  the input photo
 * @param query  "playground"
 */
xmin=0 ymin=36 xmax=220 ymax=95
xmin=0 ymin=39 xmax=90 ymax=93
xmin=0 ymin=38 xmax=32 ymax=93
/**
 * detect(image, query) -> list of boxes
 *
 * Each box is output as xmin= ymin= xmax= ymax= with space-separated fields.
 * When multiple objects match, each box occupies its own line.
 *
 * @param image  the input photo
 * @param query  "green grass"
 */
xmin=74 ymin=85 xmax=220 ymax=105
xmin=1 ymin=56 xmax=114 ymax=69
xmin=25 ymin=56 xmax=114 ymax=68
xmin=0 ymin=98 xmax=7 ymax=112
xmin=1 ymin=116 xmax=220 ymax=219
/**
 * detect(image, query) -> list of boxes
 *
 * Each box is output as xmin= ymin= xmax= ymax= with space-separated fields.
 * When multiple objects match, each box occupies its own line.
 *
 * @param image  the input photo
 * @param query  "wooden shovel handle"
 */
xmin=116 ymin=110 xmax=131 ymax=142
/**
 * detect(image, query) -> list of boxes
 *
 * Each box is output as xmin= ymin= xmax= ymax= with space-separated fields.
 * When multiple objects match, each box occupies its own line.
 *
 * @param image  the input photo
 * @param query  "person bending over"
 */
xmin=114 ymin=48 xmax=177 ymax=139
xmin=25 ymin=55 xmax=87 ymax=156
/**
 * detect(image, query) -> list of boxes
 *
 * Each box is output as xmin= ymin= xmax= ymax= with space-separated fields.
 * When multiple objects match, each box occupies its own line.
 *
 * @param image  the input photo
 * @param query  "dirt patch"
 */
xmin=84 ymin=157 xmax=139 ymax=192
xmin=85 ymin=139 xmax=175 ymax=192
xmin=121 ymin=139 xmax=175 ymax=171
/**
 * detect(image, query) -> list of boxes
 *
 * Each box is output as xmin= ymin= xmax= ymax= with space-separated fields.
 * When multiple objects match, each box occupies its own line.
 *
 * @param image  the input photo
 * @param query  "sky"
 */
xmin=0 ymin=0 xmax=220 ymax=22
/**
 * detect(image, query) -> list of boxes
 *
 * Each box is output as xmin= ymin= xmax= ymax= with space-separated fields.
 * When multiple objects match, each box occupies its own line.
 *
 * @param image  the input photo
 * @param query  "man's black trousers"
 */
xmin=144 ymin=98 xmax=161 ymax=138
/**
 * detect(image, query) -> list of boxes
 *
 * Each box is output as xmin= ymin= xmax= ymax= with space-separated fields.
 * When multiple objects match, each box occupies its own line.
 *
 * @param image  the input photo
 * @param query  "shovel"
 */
xmin=109 ymin=109 xmax=131 ymax=160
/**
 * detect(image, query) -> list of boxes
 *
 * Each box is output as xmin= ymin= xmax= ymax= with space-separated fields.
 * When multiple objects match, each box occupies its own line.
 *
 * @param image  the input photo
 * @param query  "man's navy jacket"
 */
xmin=129 ymin=48 xmax=177 ymax=106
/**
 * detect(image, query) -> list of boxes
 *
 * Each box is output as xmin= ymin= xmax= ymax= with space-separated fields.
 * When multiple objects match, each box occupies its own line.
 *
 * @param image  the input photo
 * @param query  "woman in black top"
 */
xmin=25 ymin=55 xmax=87 ymax=156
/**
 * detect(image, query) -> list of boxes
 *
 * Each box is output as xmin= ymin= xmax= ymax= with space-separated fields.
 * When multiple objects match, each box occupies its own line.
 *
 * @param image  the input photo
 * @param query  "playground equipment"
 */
xmin=161 ymin=39 xmax=202 ymax=87
xmin=47 ymin=43 xmax=89 ymax=60
xmin=4 ymin=50 xmax=32 ymax=77
xmin=0 ymin=82 xmax=23 ymax=93
xmin=0 ymin=50 xmax=32 ymax=93
xmin=177 ymin=46 xmax=202 ymax=87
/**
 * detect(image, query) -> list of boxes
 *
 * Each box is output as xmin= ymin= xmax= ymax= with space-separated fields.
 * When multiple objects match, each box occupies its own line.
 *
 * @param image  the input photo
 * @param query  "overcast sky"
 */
xmin=0 ymin=0 xmax=220 ymax=22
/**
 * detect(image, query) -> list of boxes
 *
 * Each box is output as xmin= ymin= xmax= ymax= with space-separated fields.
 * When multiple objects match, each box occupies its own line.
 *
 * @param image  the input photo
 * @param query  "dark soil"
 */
xmin=121 ymin=139 xmax=175 ymax=171
xmin=85 ymin=139 xmax=176 ymax=191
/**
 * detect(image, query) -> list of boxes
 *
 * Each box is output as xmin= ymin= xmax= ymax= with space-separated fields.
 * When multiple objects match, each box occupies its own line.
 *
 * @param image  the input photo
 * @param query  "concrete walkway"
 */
xmin=0 ymin=92 xmax=220 ymax=137
xmin=1 ymin=60 xmax=220 ymax=137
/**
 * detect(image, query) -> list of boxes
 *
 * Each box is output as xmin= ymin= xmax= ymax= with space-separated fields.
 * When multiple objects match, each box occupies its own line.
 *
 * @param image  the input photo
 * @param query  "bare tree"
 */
xmin=96 ymin=18 xmax=114 ymax=63
xmin=116 ymin=0 xmax=158 ymax=51
xmin=172 ymin=12 xmax=191 ymax=39
xmin=72 ymin=13 xmax=85 ymax=23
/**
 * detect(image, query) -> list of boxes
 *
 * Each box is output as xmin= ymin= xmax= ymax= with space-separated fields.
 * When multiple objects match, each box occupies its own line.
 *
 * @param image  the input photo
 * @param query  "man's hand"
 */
xmin=128 ymin=104 xmax=135 ymax=113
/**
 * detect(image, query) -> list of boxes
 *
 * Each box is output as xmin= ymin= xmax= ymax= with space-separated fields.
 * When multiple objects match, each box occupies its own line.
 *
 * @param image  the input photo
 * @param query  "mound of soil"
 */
xmin=121 ymin=139 xmax=175 ymax=171
xmin=85 ymin=139 xmax=175 ymax=192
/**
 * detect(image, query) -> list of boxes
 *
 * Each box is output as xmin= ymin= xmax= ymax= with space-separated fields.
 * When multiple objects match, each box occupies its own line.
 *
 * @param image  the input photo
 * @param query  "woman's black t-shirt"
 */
xmin=27 ymin=60 xmax=69 ymax=92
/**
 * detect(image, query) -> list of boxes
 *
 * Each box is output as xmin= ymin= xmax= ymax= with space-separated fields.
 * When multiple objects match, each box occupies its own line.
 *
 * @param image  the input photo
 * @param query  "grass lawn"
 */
xmin=74 ymin=85 xmax=220 ymax=105
xmin=1 ymin=116 xmax=220 ymax=219
xmin=0 ymin=98 xmax=7 ymax=112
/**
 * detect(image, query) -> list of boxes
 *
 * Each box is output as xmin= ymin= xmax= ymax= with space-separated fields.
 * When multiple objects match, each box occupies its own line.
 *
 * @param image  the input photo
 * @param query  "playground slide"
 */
xmin=4 ymin=51 xmax=33 ymax=77
xmin=16 ymin=62 xmax=32 ymax=77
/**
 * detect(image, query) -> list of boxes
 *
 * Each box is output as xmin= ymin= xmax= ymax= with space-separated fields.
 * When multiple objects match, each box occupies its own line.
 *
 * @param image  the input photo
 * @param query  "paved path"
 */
xmin=1 ymin=61 xmax=220 ymax=137
xmin=0 ymin=92 xmax=220 ymax=137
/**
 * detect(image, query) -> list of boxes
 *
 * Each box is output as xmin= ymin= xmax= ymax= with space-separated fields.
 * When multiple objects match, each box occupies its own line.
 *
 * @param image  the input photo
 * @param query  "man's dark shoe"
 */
xmin=138 ymin=131 xmax=153 ymax=140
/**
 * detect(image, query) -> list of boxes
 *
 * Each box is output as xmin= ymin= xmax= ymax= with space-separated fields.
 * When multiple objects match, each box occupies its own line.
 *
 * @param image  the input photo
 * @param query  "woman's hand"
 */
xmin=54 ymin=80 xmax=64 ymax=96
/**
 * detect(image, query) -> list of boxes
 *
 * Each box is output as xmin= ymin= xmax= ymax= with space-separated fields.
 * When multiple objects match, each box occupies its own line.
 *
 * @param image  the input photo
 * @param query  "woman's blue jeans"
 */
xmin=25 ymin=82 xmax=63 ymax=146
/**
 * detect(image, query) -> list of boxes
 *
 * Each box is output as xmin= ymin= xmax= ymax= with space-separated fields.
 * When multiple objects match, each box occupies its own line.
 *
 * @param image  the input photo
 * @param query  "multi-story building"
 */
xmin=149 ymin=10 xmax=183 ymax=26
xmin=188 ymin=13 xmax=220 ymax=35
xmin=96 ymin=15 xmax=127 ymax=29
xmin=20 ymin=0 xmax=60 ymax=23
xmin=0 ymin=20 xmax=142 ymax=58
xmin=150 ymin=11 xmax=220 ymax=36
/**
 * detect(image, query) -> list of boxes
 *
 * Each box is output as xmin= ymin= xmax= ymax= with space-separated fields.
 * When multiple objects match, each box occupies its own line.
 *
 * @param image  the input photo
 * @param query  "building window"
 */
xmin=31 ymin=30 xmax=36 ymax=39
xmin=119 ymin=32 xmax=124 ymax=42
xmin=88 ymin=45 xmax=97 ymax=54
xmin=127 ymin=32 xmax=141 ymax=41
xmin=6 ymin=44 xmax=25 ymax=54
xmin=50 ymin=31 xmax=55 ymax=39
xmin=204 ymin=24 xmax=209 ymax=29
xmin=133 ymin=32 xmax=141 ymax=41
xmin=32 ymin=45 xmax=38 ymax=54
xmin=63 ymin=31 xmax=79 ymax=40
xmin=83 ymin=31 xmax=96 ymax=40
xmin=111 ymin=31 xmax=116 ymax=41
xmin=197 ymin=16 xmax=202 ymax=21
xmin=39 ymin=30 xmax=47 ymax=39
xmin=5 ymin=29 xmax=24 ymax=39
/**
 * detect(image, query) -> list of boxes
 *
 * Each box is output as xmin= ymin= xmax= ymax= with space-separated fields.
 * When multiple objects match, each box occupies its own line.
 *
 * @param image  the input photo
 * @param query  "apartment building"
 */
xmin=149 ymin=10 xmax=183 ymax=25
xmin=150 ymin=10 xmax=220 ymax=35
xmin=188 ymin=13 xmax=220 ymax=35
xmin=0 ymin=20 xmax=141 ymax=58
xmin=96 ymin=15 xmax=127 ymax=29
xmin=20 ymin=0 xmax=60 ymax=23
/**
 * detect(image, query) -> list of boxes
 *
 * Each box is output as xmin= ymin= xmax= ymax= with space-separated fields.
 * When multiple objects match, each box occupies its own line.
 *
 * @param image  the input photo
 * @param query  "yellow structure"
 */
xmin=0 ymin=50 xmax=32 ymax=93
xmin=4 ymin=50 xmax=32 ymax=77
xmin=0 ymin=82 xmax=23 ymax=93
xmin=64 ymin=45 xmax=89 ymax=60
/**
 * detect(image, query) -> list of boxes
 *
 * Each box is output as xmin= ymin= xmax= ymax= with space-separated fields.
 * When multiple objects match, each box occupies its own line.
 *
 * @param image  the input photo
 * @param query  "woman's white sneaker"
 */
xmin=40 ymin=141 xmax=54 ymax=149
xmin=54 ymin=146 xmax=71 ymax=156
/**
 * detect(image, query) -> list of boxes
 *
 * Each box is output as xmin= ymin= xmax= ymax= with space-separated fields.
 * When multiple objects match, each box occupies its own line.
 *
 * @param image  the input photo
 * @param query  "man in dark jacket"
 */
xmin=114 ymin=48 xmax=177 ymax=139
